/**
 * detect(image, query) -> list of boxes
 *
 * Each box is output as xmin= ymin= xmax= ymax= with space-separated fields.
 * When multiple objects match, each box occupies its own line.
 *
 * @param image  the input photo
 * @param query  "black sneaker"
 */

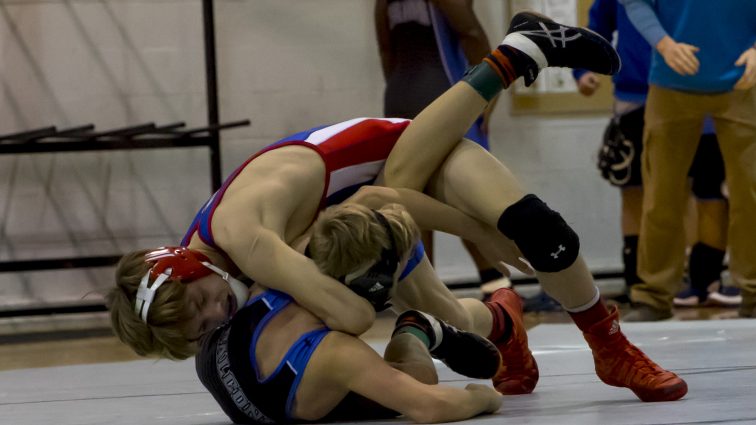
xmin=504 ymin=11 xmax=621 ymax=85
xmin=707 ymin=282 xmax=742 ymax=307
xmin=673 ymin=283 xmax=708 ymax=307
xmin=396 ymin=310 xmax=501 ymax=379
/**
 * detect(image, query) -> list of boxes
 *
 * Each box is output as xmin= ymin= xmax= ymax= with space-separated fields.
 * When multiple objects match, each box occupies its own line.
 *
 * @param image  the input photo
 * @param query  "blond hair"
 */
xmin=106 ymin=250 xmax=195 ymax=360
xmin=309 ymin=203 xmax=420 ymax=279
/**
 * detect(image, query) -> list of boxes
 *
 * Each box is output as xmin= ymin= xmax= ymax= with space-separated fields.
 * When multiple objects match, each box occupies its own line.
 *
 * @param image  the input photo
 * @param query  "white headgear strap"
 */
xmin=134 ymin=263 xmax=249 ymax=324
xmin=135 ymin=267 xmax=173 ymax=323
xmin=201 ymin=262 xmax=250 ymax=309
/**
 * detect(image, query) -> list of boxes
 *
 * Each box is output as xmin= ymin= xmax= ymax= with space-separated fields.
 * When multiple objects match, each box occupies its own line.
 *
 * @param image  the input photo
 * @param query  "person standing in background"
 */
xmin=374 ymin=0 xmax=507 ymax=294
xmin=573 ymin=0 xmax=737 ymax=309
xmin=619 ymin=0 xmax=756 ymax=321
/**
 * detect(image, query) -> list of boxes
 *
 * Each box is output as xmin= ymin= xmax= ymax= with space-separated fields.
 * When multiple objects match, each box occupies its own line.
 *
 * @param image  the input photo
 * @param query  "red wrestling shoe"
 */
xmin=583 ymin=307 xmax=688 ymax=402
xmin=487 ymin=288 xmax=539 ymax=394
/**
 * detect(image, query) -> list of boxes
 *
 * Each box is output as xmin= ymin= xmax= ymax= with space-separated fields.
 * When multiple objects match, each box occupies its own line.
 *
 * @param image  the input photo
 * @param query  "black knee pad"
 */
xmin=497 ymin=194 xmax=579 ymax=272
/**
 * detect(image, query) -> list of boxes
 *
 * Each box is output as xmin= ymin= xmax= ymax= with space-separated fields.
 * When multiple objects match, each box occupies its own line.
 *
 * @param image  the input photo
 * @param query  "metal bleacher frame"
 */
xmin=0 ymin=0 xmax=249 ymax=317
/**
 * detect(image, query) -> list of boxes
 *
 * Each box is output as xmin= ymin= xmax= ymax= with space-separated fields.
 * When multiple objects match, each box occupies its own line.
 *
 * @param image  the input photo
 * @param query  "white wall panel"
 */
xmin=0 ymin=0 xmax=621 ymax=307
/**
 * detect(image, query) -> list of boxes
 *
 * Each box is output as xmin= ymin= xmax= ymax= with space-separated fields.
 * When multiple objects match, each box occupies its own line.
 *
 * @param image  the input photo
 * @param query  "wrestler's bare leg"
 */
xmin=424 ymin=140 xmax=688 ymax=403
xmin=383 ymin=84 xmax=488 ymax=190
xmin=392 ymin=257 xmax=493 ymax=337
xmin=383 ymin=333 xmax=439 ymax=385
xmin=426 ymin=140 xmax=597 ymax=308
xmin=383 ymin=12 xmax=621 ymax=192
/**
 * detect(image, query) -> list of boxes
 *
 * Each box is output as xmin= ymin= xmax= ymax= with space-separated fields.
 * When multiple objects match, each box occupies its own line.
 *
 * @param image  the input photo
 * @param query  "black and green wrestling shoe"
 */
xmin=394 ymin=310 xmax=501 ymax=379
xmin=502 ymin=11 xmax=621 ymax=86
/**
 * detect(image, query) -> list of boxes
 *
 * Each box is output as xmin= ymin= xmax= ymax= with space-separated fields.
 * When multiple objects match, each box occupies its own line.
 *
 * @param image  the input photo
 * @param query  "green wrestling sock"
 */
xmin=392 ymin=310 xmax=441 ymax=350
xmin=463 ymin=45 xmax=539 ymax=100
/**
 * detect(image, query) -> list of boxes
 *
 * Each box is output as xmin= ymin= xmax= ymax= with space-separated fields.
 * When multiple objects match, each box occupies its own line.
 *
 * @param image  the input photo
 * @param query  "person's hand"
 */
xmin=656 ymin=35 xmax=700 ymax=76
xmin=577 ymin=72 xmax=601 ymax=96
xmin=470 ymin=225 xmax=535 ymax=277
xmin=734 ymin=46 xmax=756 ymax=90
xmin=465 ymin=383 xmax=502 ymax=413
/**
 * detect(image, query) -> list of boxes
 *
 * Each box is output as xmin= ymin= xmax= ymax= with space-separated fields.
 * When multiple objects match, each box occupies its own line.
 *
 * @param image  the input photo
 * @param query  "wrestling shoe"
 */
xmin=394 ymin=310 xmax=501 ymax=379
xmin=487 ymin=288 xmax=539 ymax=394
xmin=502 ymin=11 xmax=620 ymax=85
xmin=583 ymin=307 xmax=688 ymax=402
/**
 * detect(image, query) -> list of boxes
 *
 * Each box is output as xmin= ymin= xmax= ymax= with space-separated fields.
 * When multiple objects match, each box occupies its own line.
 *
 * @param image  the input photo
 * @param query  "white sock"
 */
xmin=564 ymin=287 xmax=601 ymax=313
xmin=416 ymin=311 xmax=445 ymax=351
xmin=501 ymin=33 xmax=548 ymax=70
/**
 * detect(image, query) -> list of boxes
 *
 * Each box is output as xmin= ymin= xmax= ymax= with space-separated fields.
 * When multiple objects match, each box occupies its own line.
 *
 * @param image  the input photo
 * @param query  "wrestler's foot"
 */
xmin=584 ymin=307 xmax=688 ymax=402
xmin=501 ymin=11 xmax=620 ymax=85
xmin=487 ymin=288 xmax=539 ymax=394
xmin=394 ymin=310 xmax=501 ymax=379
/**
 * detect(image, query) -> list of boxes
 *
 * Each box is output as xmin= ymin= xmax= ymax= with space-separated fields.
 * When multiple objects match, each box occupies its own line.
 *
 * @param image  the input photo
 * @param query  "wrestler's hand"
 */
xmin=465 ymin=384 xmax=502 ymax=413
xmin=656 ymin=36 xmax=700 ymax=76
xmin=734 ymin=46 xmax=756 ymax=90
xmin=470 ymin=226 xmax=535 ymax=277
xmin=577 ymin=72 xmax=600 ymax=96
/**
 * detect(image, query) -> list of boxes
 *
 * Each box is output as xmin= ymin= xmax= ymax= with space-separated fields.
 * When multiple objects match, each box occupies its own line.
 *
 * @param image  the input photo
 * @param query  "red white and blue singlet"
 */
xmin=181 ymin=118 xmax=411 ymax=249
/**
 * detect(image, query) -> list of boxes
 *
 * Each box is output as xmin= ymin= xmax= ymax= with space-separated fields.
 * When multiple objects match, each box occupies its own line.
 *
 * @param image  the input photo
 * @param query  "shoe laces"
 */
xmin=499 ymin=335 xmax=533 ymax=370
xmin=602 ymin=340 xmax=676 ymax=386
xmin=620 ymin=344 xmax=661 ymax=374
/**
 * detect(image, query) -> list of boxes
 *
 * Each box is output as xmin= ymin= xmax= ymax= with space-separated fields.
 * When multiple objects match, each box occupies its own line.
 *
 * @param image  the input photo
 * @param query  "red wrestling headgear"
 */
xmin=135 ymin=246 xmax=247 ymax=323
xmin=144 ymin=247 xmax=214 ymax=281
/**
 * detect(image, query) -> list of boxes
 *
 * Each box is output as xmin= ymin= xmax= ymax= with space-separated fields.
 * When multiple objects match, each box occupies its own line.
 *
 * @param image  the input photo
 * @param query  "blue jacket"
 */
xmin=573 ymin=0 xmax=651 ymax=103
xmin=621 ymin=0 xmax=756 ymax=93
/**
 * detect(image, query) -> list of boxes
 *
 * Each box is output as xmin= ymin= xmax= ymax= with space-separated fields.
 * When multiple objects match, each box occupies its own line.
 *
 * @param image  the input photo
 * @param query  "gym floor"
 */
xmin=1 ymin=301 xmax=753 ymax=425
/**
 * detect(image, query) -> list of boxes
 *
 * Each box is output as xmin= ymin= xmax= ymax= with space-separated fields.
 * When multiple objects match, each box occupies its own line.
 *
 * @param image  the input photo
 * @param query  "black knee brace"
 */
xmin=497 ymin=194 xmax=579 ymax=272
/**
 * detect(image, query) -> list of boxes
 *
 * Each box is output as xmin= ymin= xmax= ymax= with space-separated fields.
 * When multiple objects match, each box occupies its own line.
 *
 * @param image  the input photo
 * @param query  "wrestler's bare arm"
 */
xmin=324 ymin=332 xmax=501 ymax=423
xmin=220 ymin=226 xmax=375 ymax=335
xmin=347 ymin=186 xmax=533 ymax=276
xmin=349 ymin=186 xmax=488 ymax=239
xmin=211 ymin=152 xmax=376 ymax=336
xmin=212 ymin=159 xmax=375 ymax=335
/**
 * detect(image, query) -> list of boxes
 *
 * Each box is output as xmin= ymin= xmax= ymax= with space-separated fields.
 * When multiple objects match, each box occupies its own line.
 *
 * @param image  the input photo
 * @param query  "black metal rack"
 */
xmin=0 ymin=0 xmax=249 ymax=275
xmin=0 ymin=120 xmax=249 ymax=156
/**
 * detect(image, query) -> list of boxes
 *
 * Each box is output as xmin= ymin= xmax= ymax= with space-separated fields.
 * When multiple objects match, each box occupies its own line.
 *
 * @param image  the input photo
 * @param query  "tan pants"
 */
xmin=632 ymin=85 xmax=756 ymax=311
